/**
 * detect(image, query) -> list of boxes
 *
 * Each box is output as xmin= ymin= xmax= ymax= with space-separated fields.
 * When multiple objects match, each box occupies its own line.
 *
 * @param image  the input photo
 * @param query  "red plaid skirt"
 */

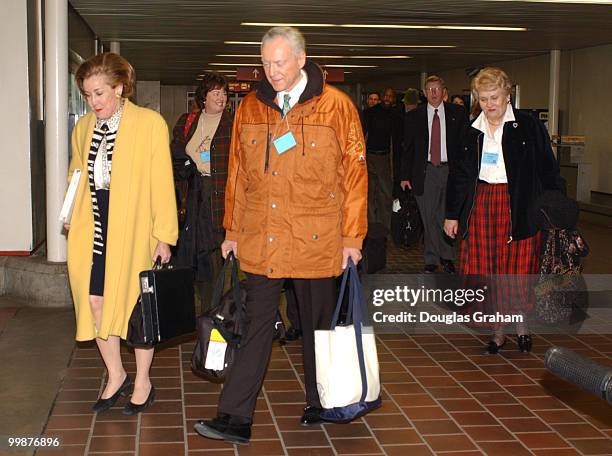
xmin=459 ymin=182 xmax=541 ymax=326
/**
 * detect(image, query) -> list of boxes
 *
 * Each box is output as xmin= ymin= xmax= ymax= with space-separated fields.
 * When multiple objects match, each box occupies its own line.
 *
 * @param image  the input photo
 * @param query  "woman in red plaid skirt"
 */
xmin=444 ymin=67 xmax=565 ymax=354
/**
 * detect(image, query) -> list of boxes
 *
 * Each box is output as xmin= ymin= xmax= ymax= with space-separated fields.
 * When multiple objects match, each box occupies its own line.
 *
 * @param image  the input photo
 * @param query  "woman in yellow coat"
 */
xmin=66 ymin=53 xmax=178 ymax=415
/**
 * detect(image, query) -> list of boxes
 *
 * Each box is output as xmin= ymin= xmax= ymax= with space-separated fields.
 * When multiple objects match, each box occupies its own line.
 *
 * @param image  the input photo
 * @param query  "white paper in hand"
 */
xmin=59 ymin=169 xmax=81 ymax=223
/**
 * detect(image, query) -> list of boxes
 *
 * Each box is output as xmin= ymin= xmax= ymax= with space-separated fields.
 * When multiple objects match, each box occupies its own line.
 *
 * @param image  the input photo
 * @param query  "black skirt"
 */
xmin=89 ymin=189 xmax=110 ymax=296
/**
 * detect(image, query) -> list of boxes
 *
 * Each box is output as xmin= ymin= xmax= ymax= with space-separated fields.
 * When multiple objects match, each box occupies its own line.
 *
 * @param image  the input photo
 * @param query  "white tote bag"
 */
xmin=315 ymin=260 xmax=381 ymax=422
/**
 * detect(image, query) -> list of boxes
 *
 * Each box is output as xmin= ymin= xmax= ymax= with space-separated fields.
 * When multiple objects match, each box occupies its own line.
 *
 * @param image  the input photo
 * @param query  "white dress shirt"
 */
xmin=473 ymin=105 xmax=516 ymax=183
xmin=277 ymin=70 xmax=308 ymax=112
xmin=427 ymin=103 xmax=448 ymax=163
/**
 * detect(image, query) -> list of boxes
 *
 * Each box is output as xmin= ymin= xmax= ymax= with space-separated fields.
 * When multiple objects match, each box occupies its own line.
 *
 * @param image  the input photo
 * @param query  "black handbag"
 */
xmin=126 ymin=257 xmax=195 ymax=347
xmin=391 ymin=191 xmax=423 ymax=248
xmin=191 ymin=253 xmax=247 ymax=382
xmin=191 ymin=253 xmax=287 ymax=382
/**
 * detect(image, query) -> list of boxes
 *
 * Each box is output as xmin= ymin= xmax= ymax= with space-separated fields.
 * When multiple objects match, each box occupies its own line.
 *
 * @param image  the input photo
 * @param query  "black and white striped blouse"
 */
xmin=87 ymin=102 xmax=124 ymax=256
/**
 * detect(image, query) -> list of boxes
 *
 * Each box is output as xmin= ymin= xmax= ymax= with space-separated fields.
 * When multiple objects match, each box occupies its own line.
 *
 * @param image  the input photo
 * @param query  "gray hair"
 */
xmin=261 ymin=26 xmax=306 ymax=56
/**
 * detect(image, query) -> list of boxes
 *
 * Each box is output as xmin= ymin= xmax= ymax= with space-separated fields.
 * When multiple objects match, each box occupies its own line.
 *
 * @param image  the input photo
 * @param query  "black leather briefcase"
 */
xmin=127 ymin=258 xmax=195 ymax=347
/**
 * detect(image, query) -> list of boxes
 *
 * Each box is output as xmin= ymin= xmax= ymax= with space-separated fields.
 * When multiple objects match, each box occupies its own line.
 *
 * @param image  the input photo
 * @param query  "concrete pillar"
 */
xmin=420 ymin=72 xmax=428 ymax=90
xmin=35 ymin=0 xmax=44 ymax=120
xmin=548 ymin=49 xmax=561 ymax=139
xmin=44 ymin=0 xmax=69 ymax=262
xmin=110 ymin=41 xmax=120 ymax=54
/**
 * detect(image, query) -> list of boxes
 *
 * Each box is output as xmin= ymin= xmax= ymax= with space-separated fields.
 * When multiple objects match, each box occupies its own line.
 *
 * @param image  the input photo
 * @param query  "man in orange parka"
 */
xmin=194 ymin=26 xmax=368 ymax=445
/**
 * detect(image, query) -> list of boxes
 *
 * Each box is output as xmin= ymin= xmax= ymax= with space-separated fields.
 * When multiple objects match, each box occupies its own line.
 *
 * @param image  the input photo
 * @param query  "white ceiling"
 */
xmin=70 ymin=0 xmax=612 ymax=84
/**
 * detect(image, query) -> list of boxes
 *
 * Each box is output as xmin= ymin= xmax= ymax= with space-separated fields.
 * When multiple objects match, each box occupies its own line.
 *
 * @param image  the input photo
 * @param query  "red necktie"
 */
xmin=430 ymin=108 xmax=441 ymax=166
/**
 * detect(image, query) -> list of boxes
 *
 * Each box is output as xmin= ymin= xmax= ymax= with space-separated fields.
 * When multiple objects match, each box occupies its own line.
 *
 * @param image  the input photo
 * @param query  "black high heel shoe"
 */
xmin=485 ymin=338 xmax=506 ymax=355
xmin=517 ymin=334 xmax=532 ymax=353
xmin=92 ymin=374 xmax=132 ymax=413
xmin=123 ymin=385 xmax=155 ymax=415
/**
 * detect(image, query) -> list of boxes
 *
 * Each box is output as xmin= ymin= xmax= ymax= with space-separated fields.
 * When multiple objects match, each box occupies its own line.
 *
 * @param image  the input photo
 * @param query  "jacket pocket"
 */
xmin=237 ymin=208 xmax=266 ymax=267
xmin=239 ymin=125 xmax=268 ymax=183
xmin=292 ymin=126 xmax=339 ymax=206
xmin=290 ymin=211 xmax=342 ymax=273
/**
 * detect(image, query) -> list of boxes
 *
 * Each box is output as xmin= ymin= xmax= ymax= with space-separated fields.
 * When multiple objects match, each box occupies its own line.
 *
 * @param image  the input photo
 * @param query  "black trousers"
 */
xmin=218 ymin=273 xmax=336 ymax=420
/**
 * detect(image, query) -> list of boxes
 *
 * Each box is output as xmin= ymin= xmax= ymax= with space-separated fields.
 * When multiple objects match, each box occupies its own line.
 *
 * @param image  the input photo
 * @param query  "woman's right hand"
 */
xmin=444 ymin=219 xmax=459 ymax=239
xmin=63 ymin=224 xmax=71 ymax=231
xmin=221 ymin=240 xmax=237 ymax=259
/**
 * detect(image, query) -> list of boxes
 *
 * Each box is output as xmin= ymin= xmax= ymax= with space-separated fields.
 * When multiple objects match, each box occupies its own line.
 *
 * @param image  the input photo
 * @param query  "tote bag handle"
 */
xmin=329 ymin=258 xmax=371 ymax=403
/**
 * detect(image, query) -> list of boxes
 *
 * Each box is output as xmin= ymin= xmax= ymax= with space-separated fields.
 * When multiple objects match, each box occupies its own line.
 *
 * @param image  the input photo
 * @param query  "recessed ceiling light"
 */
xmin=489 ymin=0 xmax=611 ymax=3
xmin=322 ymin=64 xmax=378 ymax=68
xmin=216 ymin=54 xmax=410 ymax=59
xmin=241 ymin=22 xmax=527 ymax=32
xmin=224 ymin=41 xmax=261 ymax=45
xmin=209 ymin=63 xmax=263 ymax=66
xmin=341 ymin=24 xmax=527 ymax=31
xmin=241 ymin=22 xmax=335 ymax=27
xmin=313 ymin=43 xmax=455 ymax=48
xmin=224 ymin=41 xmax=456 ymax=48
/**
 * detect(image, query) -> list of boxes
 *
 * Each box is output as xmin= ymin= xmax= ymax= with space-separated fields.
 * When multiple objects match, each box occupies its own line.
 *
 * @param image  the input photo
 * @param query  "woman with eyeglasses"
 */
xmin=171 ymin=72 xmax=233 ymax=311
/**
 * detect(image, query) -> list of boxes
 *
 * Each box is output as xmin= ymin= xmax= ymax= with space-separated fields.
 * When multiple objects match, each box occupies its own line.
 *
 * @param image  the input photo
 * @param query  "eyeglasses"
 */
xmin=425 ymin=87 xmax=442 ymax=94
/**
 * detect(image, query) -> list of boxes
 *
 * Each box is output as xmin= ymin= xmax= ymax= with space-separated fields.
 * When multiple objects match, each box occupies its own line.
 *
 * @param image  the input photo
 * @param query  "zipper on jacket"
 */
xmin=505 ymin=128 xmax=513 ymax=244
xmin=264 ymin=132 xmax=271 ymax=173
xmin=264 ymin=108 xmax=270 ymax=173
xmin=463 ymin=131 xmax=483 ymax=239
xmin=301 ymin=114 xmax=305 ymax=156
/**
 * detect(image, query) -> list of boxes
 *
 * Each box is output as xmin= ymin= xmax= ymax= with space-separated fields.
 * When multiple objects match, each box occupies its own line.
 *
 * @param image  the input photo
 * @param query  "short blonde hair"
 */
xmin=471 ymin=67 xmax=512 ymax=99
xmin=75 ymin=52 xmax=136 ymax=98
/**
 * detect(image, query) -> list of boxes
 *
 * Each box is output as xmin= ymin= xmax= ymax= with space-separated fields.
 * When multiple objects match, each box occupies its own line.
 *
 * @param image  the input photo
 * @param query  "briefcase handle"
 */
xmin=152 ymin=256 xmax=176 ymax=271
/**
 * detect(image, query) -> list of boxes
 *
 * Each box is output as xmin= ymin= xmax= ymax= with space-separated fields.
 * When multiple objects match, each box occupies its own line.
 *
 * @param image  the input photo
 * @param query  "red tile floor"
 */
xmin=38 ymin=333 xmax=612 ymax=456
xmin=36 ymin=226 xmax=612 ymax=456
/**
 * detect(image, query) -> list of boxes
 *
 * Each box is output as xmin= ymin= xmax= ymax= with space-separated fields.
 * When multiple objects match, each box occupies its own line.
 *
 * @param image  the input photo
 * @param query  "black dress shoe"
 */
xmin=517 ymin=334 xmax=532 ymax=353
xmin=424 ymin=264 xmax=438 ymax=274
xmin=123 ymin=385 xmax=155 ymax=415
xmin=194 ymin=415 xmax=251 ymax=445
xmin=440 ymin=259 xmax=455 ymax=274
xmin=92 ymin=374 xmax=132 ymax=413
xmin=285 ymin=327 xmax=302 ymax=341
xmin=485 ymin=338 xmax=506 ymax=354
xmin=301 ymin=406 xmax=324 ymax=426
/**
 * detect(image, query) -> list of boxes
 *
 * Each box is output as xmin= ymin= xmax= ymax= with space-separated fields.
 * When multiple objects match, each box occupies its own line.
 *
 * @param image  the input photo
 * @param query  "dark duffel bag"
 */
xmin=191 ymin=253 xmax=287 ymax=382
xmin=391 ymin=191 xmax=423 ymax=248
xmin=191 ymin=253 xmax=246 ymax=382
xmin=361 ymin=223 xmax=388 ymax=274
xmin=127 ymin=257 xmax=196 ymax=347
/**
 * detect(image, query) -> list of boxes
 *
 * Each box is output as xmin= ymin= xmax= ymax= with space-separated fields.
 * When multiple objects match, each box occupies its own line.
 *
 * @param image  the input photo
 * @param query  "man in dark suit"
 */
xmin=362 ymin=88 xmax=403 ymax=230
xmin=400 ymin=76 xmax=468 ymax=273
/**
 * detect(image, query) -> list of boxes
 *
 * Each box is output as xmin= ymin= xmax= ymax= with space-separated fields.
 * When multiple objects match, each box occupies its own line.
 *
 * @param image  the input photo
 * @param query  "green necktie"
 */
xmin=282 ymin=93 xmax=291 ymax=117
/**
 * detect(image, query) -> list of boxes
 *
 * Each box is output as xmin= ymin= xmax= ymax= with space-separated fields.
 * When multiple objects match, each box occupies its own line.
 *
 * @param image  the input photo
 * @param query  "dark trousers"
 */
xmin=414 ymin=163 xmax=455 ymax=265
xmin=218 ymin=273 xmax=336 ymax=420
xmin=367 ymin=153 xmax=393 ymax=230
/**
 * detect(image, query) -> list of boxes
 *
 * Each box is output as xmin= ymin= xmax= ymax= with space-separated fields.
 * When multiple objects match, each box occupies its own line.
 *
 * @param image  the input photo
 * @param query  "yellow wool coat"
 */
xmin=67 ymin=100 xmax=178 ymax=341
